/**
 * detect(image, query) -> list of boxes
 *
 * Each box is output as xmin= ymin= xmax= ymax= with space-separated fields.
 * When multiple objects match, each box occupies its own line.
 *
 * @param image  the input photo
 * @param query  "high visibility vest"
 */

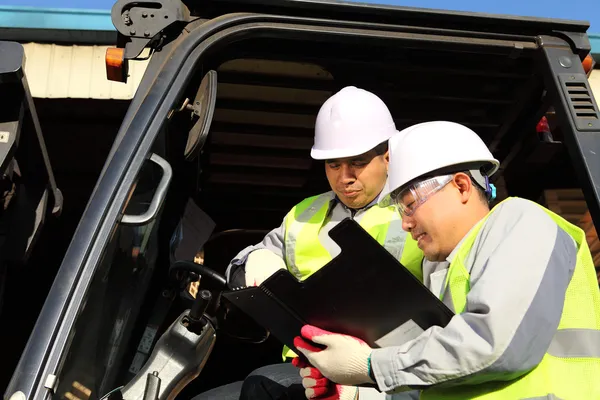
xmin=283 ymin=192 xmax=423 ymax=281
xmin=421 ymin=197 xmax=600 ymax=400
xmin=281 ymin=192 xmax=424 ymax=359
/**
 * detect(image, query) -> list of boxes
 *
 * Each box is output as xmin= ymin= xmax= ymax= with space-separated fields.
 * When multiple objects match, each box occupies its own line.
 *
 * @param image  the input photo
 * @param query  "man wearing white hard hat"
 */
xmin=193 ymin=87 xmax=423 ymax=400
xmin=293 ymin=121 xmax=600 ymax=399
xmin=226 ymin=86 xmax=422 ymax=291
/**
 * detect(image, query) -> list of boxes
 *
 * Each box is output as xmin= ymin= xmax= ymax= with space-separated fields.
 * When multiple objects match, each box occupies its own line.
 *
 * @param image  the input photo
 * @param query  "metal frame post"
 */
xmin=538 ymin=36 xmax=600 ymax=231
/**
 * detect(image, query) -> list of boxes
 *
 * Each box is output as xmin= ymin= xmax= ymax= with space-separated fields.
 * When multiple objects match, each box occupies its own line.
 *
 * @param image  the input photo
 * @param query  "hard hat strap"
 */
xmin=468 ymin=169 xmax=497 ymax=202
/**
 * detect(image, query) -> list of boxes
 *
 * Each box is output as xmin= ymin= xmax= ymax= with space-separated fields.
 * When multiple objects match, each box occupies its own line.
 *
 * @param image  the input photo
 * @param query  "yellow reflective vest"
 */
xmin=281 ymin=192 xmax=424 ymax=359
xmin=421 ymin=197 xmax=600 ymax=400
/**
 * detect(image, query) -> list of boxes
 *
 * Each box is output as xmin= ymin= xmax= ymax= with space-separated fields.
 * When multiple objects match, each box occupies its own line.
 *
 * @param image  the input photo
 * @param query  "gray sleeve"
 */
xmin=371 ymin=199 xmax=577 ymax=391
xmin=224 ymin=218 xmax=287 ymax=285
xmin=357 ymin=387 xmax=419 ymax=400
xmin=357 ymin=387 xmax=386 ymax=400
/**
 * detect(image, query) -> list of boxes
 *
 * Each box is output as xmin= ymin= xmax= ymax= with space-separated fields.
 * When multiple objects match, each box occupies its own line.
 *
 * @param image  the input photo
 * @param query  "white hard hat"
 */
xmin=382 ymin=121 xmax=500 ymax=198
xmin=311 ymin=86 xmax=398 ymax=160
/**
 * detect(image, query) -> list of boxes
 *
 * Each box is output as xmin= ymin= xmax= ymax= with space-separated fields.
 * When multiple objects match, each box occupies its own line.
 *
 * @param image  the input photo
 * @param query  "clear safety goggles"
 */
xmin=390 ymin=175 xmax=453 ymax=217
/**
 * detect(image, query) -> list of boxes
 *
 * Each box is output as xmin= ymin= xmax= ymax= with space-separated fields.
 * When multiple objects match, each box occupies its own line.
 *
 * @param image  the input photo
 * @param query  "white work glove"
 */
xmin=294 ymin=325 xmax=374 ymax=386
xmin=292 ymin=357 xmax=359 ymax=400
xmin=244 ymin=249 xmax=286 ymax=287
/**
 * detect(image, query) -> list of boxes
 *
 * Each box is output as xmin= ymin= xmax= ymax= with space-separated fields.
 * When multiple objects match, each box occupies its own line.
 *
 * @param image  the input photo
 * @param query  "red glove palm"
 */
xmin=293 ymin=325 xmax=373 ymax=386
xmin=292 ymin=356 xmax=359 ymax=400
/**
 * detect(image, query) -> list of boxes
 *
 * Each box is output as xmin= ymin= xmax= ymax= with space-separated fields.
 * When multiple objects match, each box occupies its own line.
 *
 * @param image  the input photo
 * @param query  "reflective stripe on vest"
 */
xmin=421 ymin=197 xmax=600 ymax=400
xmin=281 ymin=192 xmax=424 ymax=359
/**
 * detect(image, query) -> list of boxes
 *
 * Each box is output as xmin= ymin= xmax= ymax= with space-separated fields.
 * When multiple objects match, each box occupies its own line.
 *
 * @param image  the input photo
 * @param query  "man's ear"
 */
xmin=383 ymin=150 xmax=390 ymax=173
xmin=453 ymin=173 xmax=472 ymax=204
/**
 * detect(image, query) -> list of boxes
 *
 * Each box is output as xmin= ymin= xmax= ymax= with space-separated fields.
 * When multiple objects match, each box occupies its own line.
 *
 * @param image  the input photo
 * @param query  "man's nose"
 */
xmin=339 ymin=164 xmax=356 ymax=184
xmin=402 ymin=216 xmax=414 ymax=232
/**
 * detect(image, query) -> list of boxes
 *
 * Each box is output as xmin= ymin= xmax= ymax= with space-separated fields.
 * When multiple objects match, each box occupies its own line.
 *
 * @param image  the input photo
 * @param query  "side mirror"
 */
xmin=184 ymin=70 xmax=218 ymax=161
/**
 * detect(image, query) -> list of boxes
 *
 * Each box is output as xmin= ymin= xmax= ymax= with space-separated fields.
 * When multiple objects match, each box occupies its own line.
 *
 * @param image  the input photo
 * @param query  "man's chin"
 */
xmin=424 ymin=250 xmax=445 ymax=262
xmin=340 ymin=196 xmax=367 ymax=209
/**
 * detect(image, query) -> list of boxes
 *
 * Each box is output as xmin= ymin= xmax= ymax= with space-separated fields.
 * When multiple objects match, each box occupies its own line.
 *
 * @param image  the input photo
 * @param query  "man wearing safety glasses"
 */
xmin=293 ymin=121 xmax=600 ymax=399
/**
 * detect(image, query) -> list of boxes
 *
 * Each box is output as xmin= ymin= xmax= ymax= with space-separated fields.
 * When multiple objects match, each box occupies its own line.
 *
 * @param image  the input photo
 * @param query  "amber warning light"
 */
xmin=583 ymin=54 xmax=596 ymax=75
xmin=106 ymin=47 xmax=128 ymax=83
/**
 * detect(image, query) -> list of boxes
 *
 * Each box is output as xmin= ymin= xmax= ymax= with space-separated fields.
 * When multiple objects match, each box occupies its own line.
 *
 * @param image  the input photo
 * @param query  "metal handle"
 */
xmin=121 ymin=153 xmax=172 ymax=226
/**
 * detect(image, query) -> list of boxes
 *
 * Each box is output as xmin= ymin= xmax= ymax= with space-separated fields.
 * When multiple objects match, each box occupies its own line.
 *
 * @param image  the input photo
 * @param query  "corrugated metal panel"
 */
xmin=22 ymin=42 xmax=150 ymax=100
xmin=590 ymin=69 xmax=600 ymax=101
xmin=16 ymin=42 xmax=598 ymax=100
xmin=590 ymin=34 xmax=600 ymax=59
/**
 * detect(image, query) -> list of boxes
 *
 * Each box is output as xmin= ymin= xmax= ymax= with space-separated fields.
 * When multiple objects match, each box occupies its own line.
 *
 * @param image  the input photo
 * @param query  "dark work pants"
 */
xmin=192 ymin=362 xmax=305 ymax=400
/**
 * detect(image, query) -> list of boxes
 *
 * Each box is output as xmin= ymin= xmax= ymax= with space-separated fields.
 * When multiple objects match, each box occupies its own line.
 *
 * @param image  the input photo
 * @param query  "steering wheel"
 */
xmin=169 ymin=259 xmax=227 ymax=289
xmin=168 ymin=260 xmax=270 ymax=343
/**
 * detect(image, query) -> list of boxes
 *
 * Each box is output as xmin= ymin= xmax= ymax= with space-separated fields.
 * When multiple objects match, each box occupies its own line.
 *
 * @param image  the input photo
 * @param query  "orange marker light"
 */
xmin=106 ymin=47 xmax=128 ymax=83
xmin=583 ymin=54 xmax=595 ymax=75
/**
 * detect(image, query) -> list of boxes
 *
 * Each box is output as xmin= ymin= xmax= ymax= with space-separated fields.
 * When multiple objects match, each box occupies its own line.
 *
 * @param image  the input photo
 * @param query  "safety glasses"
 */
xmin=391 ymin=175 xmax=453 ymax=216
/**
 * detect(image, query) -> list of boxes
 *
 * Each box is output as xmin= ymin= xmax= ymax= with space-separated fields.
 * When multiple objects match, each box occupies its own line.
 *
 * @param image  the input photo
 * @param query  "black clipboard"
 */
xmin=221 ymin=218 xmax=454 ymax=354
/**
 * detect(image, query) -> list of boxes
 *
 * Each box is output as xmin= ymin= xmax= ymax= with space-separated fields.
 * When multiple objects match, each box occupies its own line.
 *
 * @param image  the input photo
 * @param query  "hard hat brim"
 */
xmin=310 ymin=147 xmax=370 ymax=160
xmin=310 ymin=131 xmax=397 ymax=160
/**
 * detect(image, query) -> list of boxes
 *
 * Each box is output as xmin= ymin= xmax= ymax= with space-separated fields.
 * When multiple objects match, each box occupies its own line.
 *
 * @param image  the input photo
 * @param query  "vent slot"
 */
xmin=564 ymin=80 xmax=599 ymax=120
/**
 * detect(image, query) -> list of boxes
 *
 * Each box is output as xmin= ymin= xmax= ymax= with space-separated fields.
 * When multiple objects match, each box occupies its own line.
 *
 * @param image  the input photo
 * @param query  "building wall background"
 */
xmin=22 ymin=43 xmax=149 ymax=99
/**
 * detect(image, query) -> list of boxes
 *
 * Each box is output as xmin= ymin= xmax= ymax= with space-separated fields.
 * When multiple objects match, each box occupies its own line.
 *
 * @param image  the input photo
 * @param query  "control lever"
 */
xmin=120 ymin=309 xmax=216 ymax=400
xmin=143 ymin=372 xmax=160 ymax=400
xmin=186 ymin=289 xmax=212 ymax=334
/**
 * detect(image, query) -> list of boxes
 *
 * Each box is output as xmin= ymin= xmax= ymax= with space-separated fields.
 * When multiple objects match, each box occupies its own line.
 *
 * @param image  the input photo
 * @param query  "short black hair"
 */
xmin=324 ymin=141 xmax=389 ymax=163
xmin=372 ymin=141 xmax=389 ymax=155
xmin=472 ymin=178 xmax=490 ymax=203
xmin=463 ymin=171 xmax=491 ymax=207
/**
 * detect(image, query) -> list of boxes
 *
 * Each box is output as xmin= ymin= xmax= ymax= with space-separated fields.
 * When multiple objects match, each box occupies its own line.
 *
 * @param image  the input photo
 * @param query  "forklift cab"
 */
xmin=5 ymin=0 xmax=600 ymax=399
